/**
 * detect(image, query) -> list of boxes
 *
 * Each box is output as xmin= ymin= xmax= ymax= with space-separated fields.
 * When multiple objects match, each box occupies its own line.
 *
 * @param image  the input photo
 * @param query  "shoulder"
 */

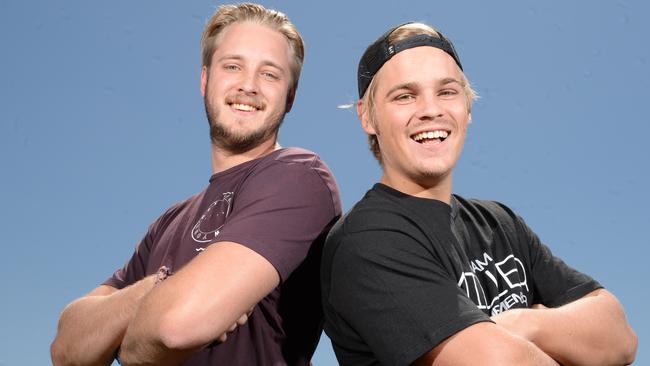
xmin=338 ymin=187 xmax=409 ymax=234
xmin=256 ymin=147 xmax=330 ymax=172
xmin=272 ymin=147 xmax=324 ymax=165
xmin=452 ymin=195 xmax=538 ymax=248
xmin=344 ymin=186 xmax=451 ymax=235
xmin=226 ymin=148 xmax=341 ymax=218
xmin=323 ymin=187 xmax=435 ymax=267
xmin=453 ymin=195 xmax=521 ymax=226
xmin=253 ymin=147 xmax=338 ymax=190
xmin=250 ymin=147 xmax=340 ymax=204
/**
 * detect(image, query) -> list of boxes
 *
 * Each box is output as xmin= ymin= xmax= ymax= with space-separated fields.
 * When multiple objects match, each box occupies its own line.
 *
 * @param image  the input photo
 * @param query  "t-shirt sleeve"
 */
xmin=514 ymin=215 xmax=602 ymax=307
xmin=102 ymin=200 xmax=188 ymax=289
xmin=102 ymin=226 xmax=154 ymax=289
xmin=214 ymin=159 xmax=339 ymax=282
xmin=328 ymin=229 xmax=490 ymax=366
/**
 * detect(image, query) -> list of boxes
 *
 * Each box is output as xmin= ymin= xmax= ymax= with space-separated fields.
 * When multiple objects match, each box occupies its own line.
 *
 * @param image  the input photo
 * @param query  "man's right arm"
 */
xmin=412 ymin=322 xmax=559 ymax=366
xmin=51 ymin=276 xmax=155 ymax=366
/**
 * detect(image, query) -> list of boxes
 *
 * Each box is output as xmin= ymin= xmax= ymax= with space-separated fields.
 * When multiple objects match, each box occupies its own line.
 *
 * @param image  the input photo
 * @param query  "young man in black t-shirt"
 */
xmin=321 ymin=22 xmax=637 ymax=366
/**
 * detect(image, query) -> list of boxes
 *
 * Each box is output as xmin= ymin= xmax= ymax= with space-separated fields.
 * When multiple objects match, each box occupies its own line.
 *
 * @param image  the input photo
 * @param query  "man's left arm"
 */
xmin=119 ymin=241 xmax=279 ymax=365
xmin=492 ymin=288 xmax=637 ymax=366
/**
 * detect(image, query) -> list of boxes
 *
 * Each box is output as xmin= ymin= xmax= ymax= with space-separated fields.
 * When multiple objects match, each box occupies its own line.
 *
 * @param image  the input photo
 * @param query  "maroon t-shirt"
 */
xmin=104 ymin=147 xmax=342 ymax=365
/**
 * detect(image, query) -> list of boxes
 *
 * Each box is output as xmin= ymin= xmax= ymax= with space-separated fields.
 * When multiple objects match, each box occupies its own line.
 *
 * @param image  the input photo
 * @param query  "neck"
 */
xmin=211 ymin=138 xmax=281 ymax=174
xmin=380 ymin=172 xmax=453 ymax=204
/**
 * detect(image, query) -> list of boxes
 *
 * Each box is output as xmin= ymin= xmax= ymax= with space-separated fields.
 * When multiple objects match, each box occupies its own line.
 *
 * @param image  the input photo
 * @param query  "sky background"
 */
xmin=1 ymin=1 xmax=648 ymax=365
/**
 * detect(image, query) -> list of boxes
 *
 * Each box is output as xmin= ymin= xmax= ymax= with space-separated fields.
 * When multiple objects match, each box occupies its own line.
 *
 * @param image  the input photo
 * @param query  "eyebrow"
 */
xmin=384 ymin=82 xmax=418 ymax=98
xmin=216 ymin=54 xmax=286 ymax=74
xmin=440 ymin=77 xmax=463 ymax=86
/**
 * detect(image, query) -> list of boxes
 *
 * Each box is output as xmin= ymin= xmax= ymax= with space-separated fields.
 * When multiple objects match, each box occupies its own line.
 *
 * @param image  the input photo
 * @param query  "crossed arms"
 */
xmin=324 ymin=222 xmax=637 ymax=366
xmin=50 ymin=242 xmax=279 ymax=366
xmin=413 ymin=289 xmax=637 ymax=366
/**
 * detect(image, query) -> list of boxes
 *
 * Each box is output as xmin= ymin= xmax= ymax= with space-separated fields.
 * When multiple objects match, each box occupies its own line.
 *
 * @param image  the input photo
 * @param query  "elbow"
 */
xmin=606 ymin=294 xmax=638 ymax=365
xmin=131 ymin=303 xmax=214 ymax=352
xmin=591 ymin=323 xmax=637 ymax=366
xmin=618 ymin=326 xmax=637 ymax=365
xmin=50 ymin=339 xmax=66 ymax=366
xmin=50 ymin=336 xmax=76 ymax=366
xmin=157 ymin=309 xmax=211 ymax=351
xmin=120 ymin=302 xmax=212 ymax=364
xmin=157 ymin=324 xmax=194 ymax=351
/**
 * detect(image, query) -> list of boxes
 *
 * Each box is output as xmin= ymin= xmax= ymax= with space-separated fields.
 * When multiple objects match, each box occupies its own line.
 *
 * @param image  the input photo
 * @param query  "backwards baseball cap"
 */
xmin=357 ymin=22 xmax=463 ymax=98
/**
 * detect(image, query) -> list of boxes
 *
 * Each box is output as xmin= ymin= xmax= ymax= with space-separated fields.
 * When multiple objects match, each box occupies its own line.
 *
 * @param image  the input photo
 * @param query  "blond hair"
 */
xmin=201 ymin=3 xmax=305 ymax=94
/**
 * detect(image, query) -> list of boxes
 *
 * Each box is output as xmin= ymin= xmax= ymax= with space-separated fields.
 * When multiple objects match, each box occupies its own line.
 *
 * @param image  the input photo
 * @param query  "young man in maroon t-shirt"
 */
xmin=51 ymin=4 xmax=341 ymax=365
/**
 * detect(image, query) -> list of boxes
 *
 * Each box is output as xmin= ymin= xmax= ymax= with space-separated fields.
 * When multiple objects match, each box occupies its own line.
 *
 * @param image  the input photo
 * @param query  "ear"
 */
xmin=468 ymin=111 xmax=472 ymax=124
xmin=357 ymin=100 xmax=376 ymax=135
xmin=200 ymin=66 xmax=208 ymax=97
xmin=285 ymin=88 xmax=296 ymax=113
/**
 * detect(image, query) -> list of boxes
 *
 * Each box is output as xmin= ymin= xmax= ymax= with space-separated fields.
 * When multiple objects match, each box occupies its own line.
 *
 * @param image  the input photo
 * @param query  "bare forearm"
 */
xmin=493 ymin=290 xmax=637 ymax=366
xmin=51 ymin=277 xmax=155 ymax=366
xmin=414 ymin=322 xmax=560 ymax=366
xmin=119 ymin=242 xmax=279 ymax=365
xmin=430 ymin=338 xmax=560 ymax=366
xmin=534 ymin=291 xmax=636 ymax=365
xmin=511 ymin=338 xmax=561 ymax=366
xmin=118 ymin=304 xmax=254 ymax=366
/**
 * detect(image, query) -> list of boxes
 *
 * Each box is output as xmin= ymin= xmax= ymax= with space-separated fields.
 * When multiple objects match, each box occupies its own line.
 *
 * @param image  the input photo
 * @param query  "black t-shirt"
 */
xmin=321 ymin=183 xmax=601 ymax=366
xmin=105 ymin=148 xmax=342 ymax=366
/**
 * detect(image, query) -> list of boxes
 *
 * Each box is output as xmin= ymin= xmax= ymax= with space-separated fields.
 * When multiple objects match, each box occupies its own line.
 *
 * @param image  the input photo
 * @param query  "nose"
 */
xmin=238 ymin=69 xmax=259 ymax=95
xmin=415 ymin=93 xmax=443 ymax=121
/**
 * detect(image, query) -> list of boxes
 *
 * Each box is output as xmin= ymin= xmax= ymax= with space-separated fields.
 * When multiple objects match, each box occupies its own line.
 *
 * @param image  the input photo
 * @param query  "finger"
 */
xmin=228 ymin=322 xmax=238 ymax=332
xmin=236 ymin=313 xmax=249 ymax=326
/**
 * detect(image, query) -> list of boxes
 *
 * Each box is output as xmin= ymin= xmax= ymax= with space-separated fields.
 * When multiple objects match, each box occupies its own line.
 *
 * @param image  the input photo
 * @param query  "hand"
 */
xmin=216 ymin=306 xmax=255 ymax=343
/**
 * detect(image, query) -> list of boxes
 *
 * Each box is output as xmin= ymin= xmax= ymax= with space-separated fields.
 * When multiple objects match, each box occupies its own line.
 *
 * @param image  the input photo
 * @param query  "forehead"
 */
xmin=374 ymin=46 xmax=463 ymax=91
xmin=212 ymin=22 xmax=292 ymax=67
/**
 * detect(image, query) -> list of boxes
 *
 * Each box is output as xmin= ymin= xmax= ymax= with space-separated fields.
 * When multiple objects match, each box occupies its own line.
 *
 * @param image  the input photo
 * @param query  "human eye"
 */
xmin=394 ymin=93 xmax=415 ymax=103
xmin=261 ymin=70 xmax=279 ymax=80
xmin=223 ymin=63 xmax=241 ymax=71
xmin=439 ymin=88 xmax=460 ymax=98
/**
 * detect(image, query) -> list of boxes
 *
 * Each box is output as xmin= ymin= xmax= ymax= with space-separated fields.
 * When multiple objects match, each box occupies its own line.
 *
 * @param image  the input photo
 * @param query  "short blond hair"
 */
xmin=360 ymin=23 xmax=477 ymax=164
xmin=201 ymin=3 xmax=305 ymax=94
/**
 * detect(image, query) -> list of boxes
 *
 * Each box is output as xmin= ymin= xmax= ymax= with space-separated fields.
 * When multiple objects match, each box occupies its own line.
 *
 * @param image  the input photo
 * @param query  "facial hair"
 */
xmin=204 ymin=84 xmax=286 ymax=155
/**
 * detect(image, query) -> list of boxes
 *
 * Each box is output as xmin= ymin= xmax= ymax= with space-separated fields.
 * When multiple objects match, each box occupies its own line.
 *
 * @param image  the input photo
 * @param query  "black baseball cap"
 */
xmin=357 ymin=22 xmax=463 ymax=98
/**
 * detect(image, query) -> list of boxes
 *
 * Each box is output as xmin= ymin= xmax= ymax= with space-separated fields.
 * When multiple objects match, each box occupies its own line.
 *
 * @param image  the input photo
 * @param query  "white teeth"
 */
xmin=232 ymin=103 xmax=257 ymax=111
xmin=413 ymin=130 xmax=449 ymax=142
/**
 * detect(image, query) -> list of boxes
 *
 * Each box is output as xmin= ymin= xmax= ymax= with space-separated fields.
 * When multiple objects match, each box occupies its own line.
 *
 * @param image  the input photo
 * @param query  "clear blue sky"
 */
xmin=1 ymin=1 xmax=648 ymax=365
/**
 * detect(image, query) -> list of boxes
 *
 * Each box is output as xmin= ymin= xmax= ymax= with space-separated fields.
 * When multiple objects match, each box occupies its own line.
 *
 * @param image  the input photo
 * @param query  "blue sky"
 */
xmin=1 ymin=1 xmax=648 ymax=365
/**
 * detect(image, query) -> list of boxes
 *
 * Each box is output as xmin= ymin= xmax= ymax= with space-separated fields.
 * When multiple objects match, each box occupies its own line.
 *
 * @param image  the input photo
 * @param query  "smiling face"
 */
xmin=359 ymin=46 xmax=472 ymax=200
xmin=201 ymin=21 xmax=294 ymax=154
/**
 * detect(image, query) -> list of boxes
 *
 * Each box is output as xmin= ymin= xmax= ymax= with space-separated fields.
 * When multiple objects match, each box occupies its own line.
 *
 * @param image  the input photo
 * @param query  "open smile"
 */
xmin=411 ymin=129 xmax=450 ymax=144
xmin=226 ymin=96 xmax=264 ymax=113
xmin=230 ymin=103 xmax=259 ymax=112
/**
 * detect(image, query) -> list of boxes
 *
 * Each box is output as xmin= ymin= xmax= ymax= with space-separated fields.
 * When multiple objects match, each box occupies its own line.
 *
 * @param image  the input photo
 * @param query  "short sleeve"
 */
xmin=102 ymin=199 xmax=189 ymax=289
xmin=102 ymin=227 xmax=154 ymax=289
xmin=215 ymin=159 xmax=339 ymax=281
xmin=327 ymin=229 xmax=490 ymax=366
xmin=516 ymin=216 xmax=602 ymax=307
